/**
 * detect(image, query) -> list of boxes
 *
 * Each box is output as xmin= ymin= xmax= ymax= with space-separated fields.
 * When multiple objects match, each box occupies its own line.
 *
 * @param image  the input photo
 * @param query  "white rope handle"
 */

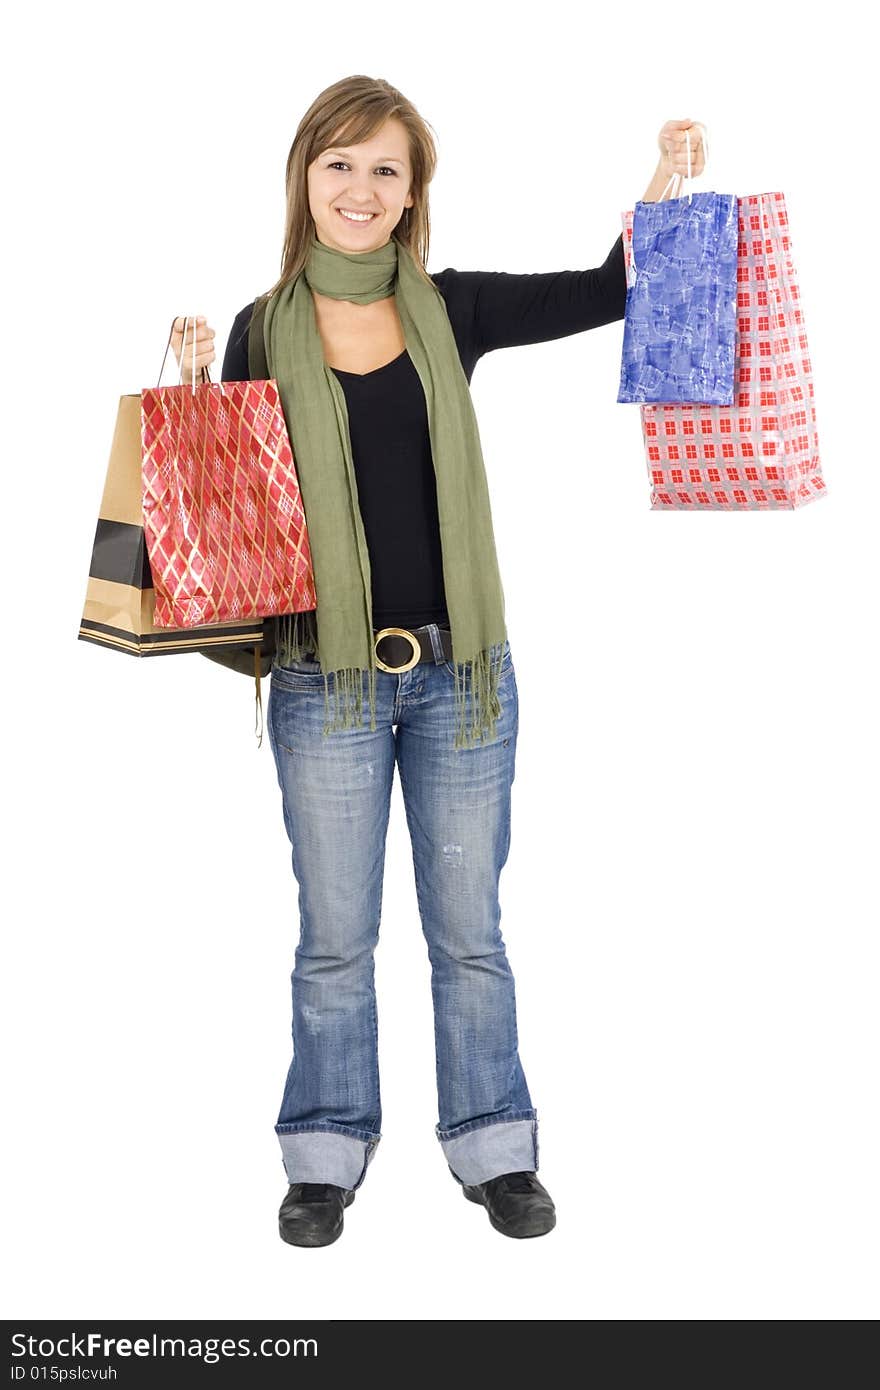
xmin=158 ymin=314 xmax=225 ymax=397
xmin=627 ymin=123 xmax=710 ymax=288
xmin=660 ymin=122 xmax=709 ymax=205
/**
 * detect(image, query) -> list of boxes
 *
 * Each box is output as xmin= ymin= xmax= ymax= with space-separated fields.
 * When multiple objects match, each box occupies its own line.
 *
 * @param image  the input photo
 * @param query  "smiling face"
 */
xmin=307 ymin=116 xmax=415 ymax=254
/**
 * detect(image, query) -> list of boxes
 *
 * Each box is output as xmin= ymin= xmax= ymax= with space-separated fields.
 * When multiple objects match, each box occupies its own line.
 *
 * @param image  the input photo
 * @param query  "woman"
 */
xmin=173 ymin=76 xmax=706 ymax=1247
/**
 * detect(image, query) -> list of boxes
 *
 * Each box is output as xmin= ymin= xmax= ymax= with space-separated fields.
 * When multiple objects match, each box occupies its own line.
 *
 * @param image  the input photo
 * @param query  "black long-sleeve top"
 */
xmin=221 ymin=232 xmax=627 ymax=630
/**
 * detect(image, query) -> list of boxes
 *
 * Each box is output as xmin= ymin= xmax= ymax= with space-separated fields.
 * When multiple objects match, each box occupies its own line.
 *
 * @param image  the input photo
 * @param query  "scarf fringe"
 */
xmin=450 ymin=642 xmax=506 ymax=751
xmin=277 ymin=610 xmax=505 ymax=750
xmin=276 ymin=608 xmax=378 ymax=738
xmin=316 ymin=665 xmax=379 ymax=738
xmin=276 ymin=609 xmax=320 ymax=663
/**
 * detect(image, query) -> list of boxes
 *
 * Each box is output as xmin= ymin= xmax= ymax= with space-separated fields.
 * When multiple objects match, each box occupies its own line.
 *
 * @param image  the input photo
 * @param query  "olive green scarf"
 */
xmin=248 ymin=232 xmax=508 ymax=750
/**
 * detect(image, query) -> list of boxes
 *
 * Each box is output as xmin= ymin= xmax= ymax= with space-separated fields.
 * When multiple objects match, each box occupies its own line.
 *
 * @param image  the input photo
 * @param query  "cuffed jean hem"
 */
xmin=276 ymin=1124 xmax=381 ymax=1191
xmin=437 ymin=1112 xmax=539 ymax=1186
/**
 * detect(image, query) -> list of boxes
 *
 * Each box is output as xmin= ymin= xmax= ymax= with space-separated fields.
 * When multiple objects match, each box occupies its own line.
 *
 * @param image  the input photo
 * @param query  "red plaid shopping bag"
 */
xmin=78 ymin=391 xmax=275 ymax=661
xmin=141 ymin=319 xmax=316 ymax=627
xmin=621 ymin=191 xmax=827 ymax=510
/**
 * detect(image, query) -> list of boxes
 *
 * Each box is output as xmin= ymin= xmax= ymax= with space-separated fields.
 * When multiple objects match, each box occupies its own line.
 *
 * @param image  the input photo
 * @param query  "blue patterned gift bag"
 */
xmin=617 ymin=146 xmax=739 ymax=405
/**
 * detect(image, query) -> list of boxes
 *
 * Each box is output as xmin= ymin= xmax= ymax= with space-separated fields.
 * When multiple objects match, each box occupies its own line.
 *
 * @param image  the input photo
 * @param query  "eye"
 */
xmin=327 ymin=161 xmax=397 ymax=176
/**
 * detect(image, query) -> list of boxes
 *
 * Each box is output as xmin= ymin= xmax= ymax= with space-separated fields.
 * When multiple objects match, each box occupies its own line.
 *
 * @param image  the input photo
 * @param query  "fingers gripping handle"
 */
xmin=157 ymin=315 xmax=223 ymax=394
xmin=627 ymin=123 xmax=710 ymax=290
xmin=660 ymin=122 xmax=709 ymax=205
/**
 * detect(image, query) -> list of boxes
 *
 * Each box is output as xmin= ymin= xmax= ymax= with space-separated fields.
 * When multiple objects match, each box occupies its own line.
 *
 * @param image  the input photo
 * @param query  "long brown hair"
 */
xmin=256 ymin=75 xmax=439 ymax=314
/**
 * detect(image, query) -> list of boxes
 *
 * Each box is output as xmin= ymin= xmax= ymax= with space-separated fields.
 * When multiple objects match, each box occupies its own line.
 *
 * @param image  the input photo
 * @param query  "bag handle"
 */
xmin=156 ymin=315 xmax=225 ymax=395
xmin=660 ymin=122 xmax=709 ymax=205
xmin=627 ymin=124 xmax=711 ymax=289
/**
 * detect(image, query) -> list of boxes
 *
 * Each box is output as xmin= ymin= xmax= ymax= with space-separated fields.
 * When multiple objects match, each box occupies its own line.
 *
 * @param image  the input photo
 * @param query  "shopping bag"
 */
xmin=79 ymin=391 xmax=273 ymax=663
xmin=617 ymin=123 xmax=738 ymax=405
xmin=617 ymin=190 xmax=738 ymax=404
xmin=621 ymin=191 xmax=827 ymax=509
xmin=617 ymin=173 xmax=738 ymax=404
xmin=140 ymin=317 xmax=317 ymax=629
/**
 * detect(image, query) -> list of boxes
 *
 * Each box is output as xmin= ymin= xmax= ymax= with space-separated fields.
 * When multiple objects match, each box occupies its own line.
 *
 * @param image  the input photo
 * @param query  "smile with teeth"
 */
xmin=337 ymin=208 xmax=378 ymax=222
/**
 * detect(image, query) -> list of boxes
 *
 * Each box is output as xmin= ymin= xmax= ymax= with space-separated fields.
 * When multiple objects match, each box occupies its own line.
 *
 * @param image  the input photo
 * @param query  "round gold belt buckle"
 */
xmin=374 ymin=626 xmax=422 ymax=674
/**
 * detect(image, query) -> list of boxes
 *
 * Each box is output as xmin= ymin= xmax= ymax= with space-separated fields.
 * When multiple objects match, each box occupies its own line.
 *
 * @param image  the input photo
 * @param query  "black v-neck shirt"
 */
xmin=221 ymin=232 xmax=627 ymax=630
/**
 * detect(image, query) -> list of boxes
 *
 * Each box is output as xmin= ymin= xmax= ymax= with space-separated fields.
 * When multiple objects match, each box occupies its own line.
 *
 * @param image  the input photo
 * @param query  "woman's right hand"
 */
xmin=171 ymin=315 xmax=216 ymax=383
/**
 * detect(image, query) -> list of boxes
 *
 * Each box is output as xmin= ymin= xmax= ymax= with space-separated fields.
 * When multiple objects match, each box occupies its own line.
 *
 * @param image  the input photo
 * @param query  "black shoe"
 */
xmin=461 ymin=1170 xmax=556 ymax=1238
xmin=278 ymin=1182 xmax=355 ymax=1247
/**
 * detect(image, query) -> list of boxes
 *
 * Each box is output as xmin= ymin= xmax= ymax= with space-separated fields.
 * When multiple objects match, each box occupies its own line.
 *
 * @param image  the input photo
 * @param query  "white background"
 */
xmin=3 ymin=0 xmax=877 ymax=1322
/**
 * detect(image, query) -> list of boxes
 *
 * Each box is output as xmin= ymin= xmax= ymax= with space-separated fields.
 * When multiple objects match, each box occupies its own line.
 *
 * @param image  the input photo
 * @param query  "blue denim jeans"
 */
xmin=266 ymin=624 xmax=538 ymax=1191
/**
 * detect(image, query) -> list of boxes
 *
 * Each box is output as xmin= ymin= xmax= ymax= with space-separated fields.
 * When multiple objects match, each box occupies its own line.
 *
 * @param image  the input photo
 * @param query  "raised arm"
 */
xmin=453 ymin=233 xmax=627 ymax=357
xmin=442 ymin=116 xmax=709 ymax=360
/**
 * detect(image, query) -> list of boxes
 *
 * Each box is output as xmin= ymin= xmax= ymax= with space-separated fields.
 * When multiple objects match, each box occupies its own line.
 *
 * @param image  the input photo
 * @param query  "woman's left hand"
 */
xmin=657 ymin=118 xmax=707 ymax=181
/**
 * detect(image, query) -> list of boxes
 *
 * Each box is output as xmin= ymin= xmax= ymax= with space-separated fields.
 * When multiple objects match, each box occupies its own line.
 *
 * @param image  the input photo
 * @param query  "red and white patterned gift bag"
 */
xmin=141 ymin=375 xmax=316 ymax=628
xmin=621 ymin=191 xmax=827 ymax=510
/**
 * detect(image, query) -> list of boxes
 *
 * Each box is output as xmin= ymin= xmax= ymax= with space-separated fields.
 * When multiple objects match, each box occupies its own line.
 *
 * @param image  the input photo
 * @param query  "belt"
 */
xmin=299 ymin=624 xmax=453 ymax=674
xmin=372 ymin=624 xmax=453 ymax=673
